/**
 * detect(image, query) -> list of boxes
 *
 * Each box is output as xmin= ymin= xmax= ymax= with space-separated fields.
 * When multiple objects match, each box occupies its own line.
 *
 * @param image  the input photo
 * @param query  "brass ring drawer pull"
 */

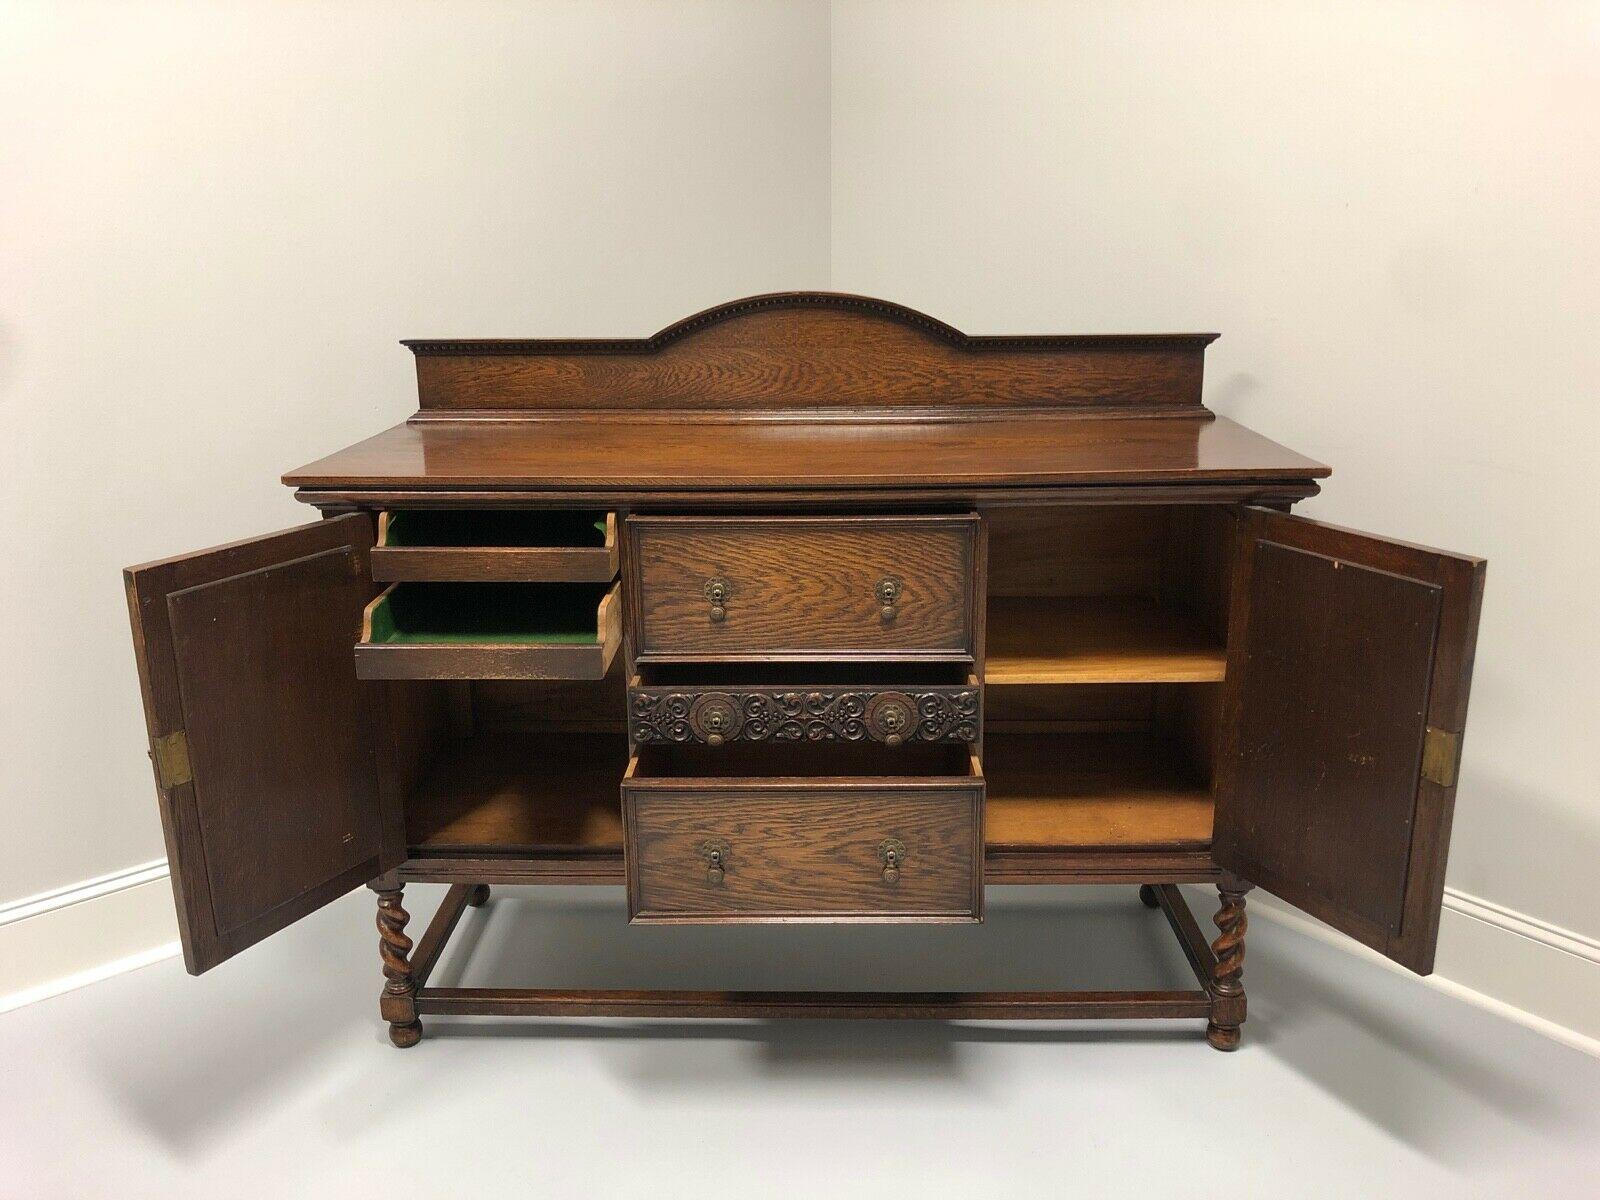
xmin=700 ymin=838 xmax=731 ymax=885
xmin=704 ymin=577 xmax=730 ymax=623
xmin=865 ymin=693 xmax=914 ymax=746
xmin=878 ymin=838 xmax=906 ymax=884
xmin=689 ymin=693 xmax=742 ymax=746
xmin=875 ymin=575 xmax=902 ymax=623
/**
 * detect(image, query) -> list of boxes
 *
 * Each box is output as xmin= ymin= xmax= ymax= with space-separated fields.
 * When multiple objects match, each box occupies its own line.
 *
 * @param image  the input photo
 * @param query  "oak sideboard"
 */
xmin=125 ymin=293 xmax=1484 ymax=1050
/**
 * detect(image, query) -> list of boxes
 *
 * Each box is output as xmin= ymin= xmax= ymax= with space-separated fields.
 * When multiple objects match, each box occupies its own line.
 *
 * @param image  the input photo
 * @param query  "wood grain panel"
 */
xmin=471 ymin=666 xmax=627 ymax=733
xmin=374 ymin=681 xmax=453 ymax=846
xmin=629 ymin=515 xmax=978 ymax=660
xmin=1158 ymin=505 xmax=1237 ymax=640
xmin=983 ymin=683 xmax=1156 ymax=728
xmin=354 ymin=641 xmax=618 ymax=681
xmin=623 ymin=782 xmax=982 ymax=922
xmin=1224 ymin=543 xmax=1434 ymax=936
xmin=1213 ymin=509 xmax=1485 ymax=974
xmin=985 ymin=506 xmax=1168 ymax=596
xmin=404 ymin=294 xmax=1214 ymax=413
xmin=124 ymin=515 xmax=391 ymax=974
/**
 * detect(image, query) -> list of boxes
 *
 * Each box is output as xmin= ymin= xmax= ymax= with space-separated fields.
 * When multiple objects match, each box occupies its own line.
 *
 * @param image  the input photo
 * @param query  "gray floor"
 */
xmin=3 ymin=886 xmax=1597 ymax=1199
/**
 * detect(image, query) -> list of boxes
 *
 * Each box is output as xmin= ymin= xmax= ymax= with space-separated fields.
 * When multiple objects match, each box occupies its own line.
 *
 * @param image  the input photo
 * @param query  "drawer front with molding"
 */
xmin=622 ymin=769 xmax=983 ymax=923
xmin=626 ymin=515 xmax=981 ymax=661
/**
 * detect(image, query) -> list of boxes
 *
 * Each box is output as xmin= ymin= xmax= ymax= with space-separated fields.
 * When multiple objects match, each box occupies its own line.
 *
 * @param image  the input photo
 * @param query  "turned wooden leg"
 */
xmin=374 ymin=882 xmax=422 ymax=1048
xmin=1206 ymin=876 xmax=1250 ymax=1051
xmin=466 ymin=884 xmax=491 ymax=908
xmin=1138 ymin=884 xmax=1160 ymax=909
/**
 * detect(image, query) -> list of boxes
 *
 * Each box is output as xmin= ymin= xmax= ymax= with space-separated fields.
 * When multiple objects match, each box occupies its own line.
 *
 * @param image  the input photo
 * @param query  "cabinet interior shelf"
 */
xmin=985 ymin=596 xmax=1227 ymax=685
xmin=406 ymin=732 xmax=628 ymax=852
xmin=405 ymin=729 xmax=1213 ymax=855
xmin=982 ymin=731 xmax=1213 ymax=849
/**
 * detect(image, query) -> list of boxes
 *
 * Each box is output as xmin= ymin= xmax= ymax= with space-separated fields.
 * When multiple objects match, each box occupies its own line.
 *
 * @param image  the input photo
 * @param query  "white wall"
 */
xmin=832 ymin=1 xmax=1600 ymax=949
xmin=0 ymin=0 xmax=830 ymax=919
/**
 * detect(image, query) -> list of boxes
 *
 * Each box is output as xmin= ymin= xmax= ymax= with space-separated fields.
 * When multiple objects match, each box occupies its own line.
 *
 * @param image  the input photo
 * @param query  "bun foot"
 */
xmin=1138 ymin=884 xmax=1160 ymax=909
xmin=389 ymin=1020 xmax=423 ymax=1048
xmin=467 ymin=884 xmax=491 ymax=908
xmin=1206 ymin=1021 xmax=1241 ymax=1051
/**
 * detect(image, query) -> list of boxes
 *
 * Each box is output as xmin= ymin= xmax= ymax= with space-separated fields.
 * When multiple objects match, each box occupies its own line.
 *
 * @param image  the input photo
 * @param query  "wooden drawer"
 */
xmin=627 ymin=515 xmax=981 ymax=661
xmin=355 ymin=581 xmax=620 ymax=680
xmin=371 ymin=510 xmax=617 ymax=582
xmin=621 ymin=744 xmax=983 ymax=923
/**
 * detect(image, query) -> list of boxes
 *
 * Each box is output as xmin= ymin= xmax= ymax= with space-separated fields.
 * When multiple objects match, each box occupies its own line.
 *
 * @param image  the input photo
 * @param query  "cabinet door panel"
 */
xmin=1213 ymin=508 xmax=1485 ymax=974
xmin=125 ymin=514 xmax=392 ymax=974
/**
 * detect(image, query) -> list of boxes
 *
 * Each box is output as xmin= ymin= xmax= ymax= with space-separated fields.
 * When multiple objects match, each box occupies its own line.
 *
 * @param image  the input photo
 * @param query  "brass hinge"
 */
xmin=152 ymin=730 xmax=192 ymax=789
xmin=1420 ymin=726 xmax=1461 ymax=788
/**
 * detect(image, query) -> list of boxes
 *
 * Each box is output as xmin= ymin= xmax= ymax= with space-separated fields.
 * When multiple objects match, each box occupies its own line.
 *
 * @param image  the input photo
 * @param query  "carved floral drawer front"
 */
xmin=629 ymin=684 xmax=980 ymax=746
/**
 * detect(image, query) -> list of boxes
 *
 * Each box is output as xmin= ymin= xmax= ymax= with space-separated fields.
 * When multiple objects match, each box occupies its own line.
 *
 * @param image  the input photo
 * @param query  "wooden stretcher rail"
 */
xmin=396 ymin=881 xmax=1224 ymax=1028
xmin=414 ymin=988 xmax=1215 ymax=1021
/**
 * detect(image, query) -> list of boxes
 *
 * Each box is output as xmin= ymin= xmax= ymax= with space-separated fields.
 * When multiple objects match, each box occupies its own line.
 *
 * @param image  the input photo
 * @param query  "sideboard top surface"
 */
xmin=282 ymin=413 xmax=1329 ymax=492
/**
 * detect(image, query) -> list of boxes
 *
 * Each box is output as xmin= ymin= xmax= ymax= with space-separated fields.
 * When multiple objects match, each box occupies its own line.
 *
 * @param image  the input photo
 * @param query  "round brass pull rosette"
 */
xmin=689 ymin=692 xmax=744 ymax=746
xmin=865 ymin=691 xmax=917 ymax=745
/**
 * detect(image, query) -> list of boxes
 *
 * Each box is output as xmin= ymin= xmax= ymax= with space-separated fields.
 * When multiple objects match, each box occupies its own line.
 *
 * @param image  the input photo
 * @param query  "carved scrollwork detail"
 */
xmin=917 ymin=690 xmax=979 ymax=743
xmin=630 ymin=688 xmax=979 ymax=745
xmin=632 ymin=690 xmax=695 ymax=742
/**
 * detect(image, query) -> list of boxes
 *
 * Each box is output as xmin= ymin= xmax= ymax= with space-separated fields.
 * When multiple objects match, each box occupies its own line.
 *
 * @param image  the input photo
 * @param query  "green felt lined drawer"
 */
xmin=355 ymin=581 xmax=620 ymax=680
xmin=371 ymin=511 xmax=617 ymax=582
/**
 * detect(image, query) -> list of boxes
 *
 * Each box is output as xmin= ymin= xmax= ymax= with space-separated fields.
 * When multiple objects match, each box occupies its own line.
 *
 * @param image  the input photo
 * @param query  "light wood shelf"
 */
xmin=985 ymin=597 xmax=1226 ymax=685
xmin=983 ymin=731 xmax=1214 ymax=849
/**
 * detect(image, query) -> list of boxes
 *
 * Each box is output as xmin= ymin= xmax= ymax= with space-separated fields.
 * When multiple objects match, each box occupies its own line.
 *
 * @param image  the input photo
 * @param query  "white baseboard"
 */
xmin=3 ymin=861 xmax=1597 ymax=1060
xmin=0 ymin=861 xmax=180 ymax=1014
xmin=1236 ymin=886 xmax=1600 ymax=1059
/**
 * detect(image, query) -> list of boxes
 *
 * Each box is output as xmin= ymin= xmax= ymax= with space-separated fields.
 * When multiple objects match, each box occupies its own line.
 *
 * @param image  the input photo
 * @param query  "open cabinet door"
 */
xmin=126 ymin=514 xmax=395 ymax=974
xmin=1213 ymin=508 xmax=1485 ymax=974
